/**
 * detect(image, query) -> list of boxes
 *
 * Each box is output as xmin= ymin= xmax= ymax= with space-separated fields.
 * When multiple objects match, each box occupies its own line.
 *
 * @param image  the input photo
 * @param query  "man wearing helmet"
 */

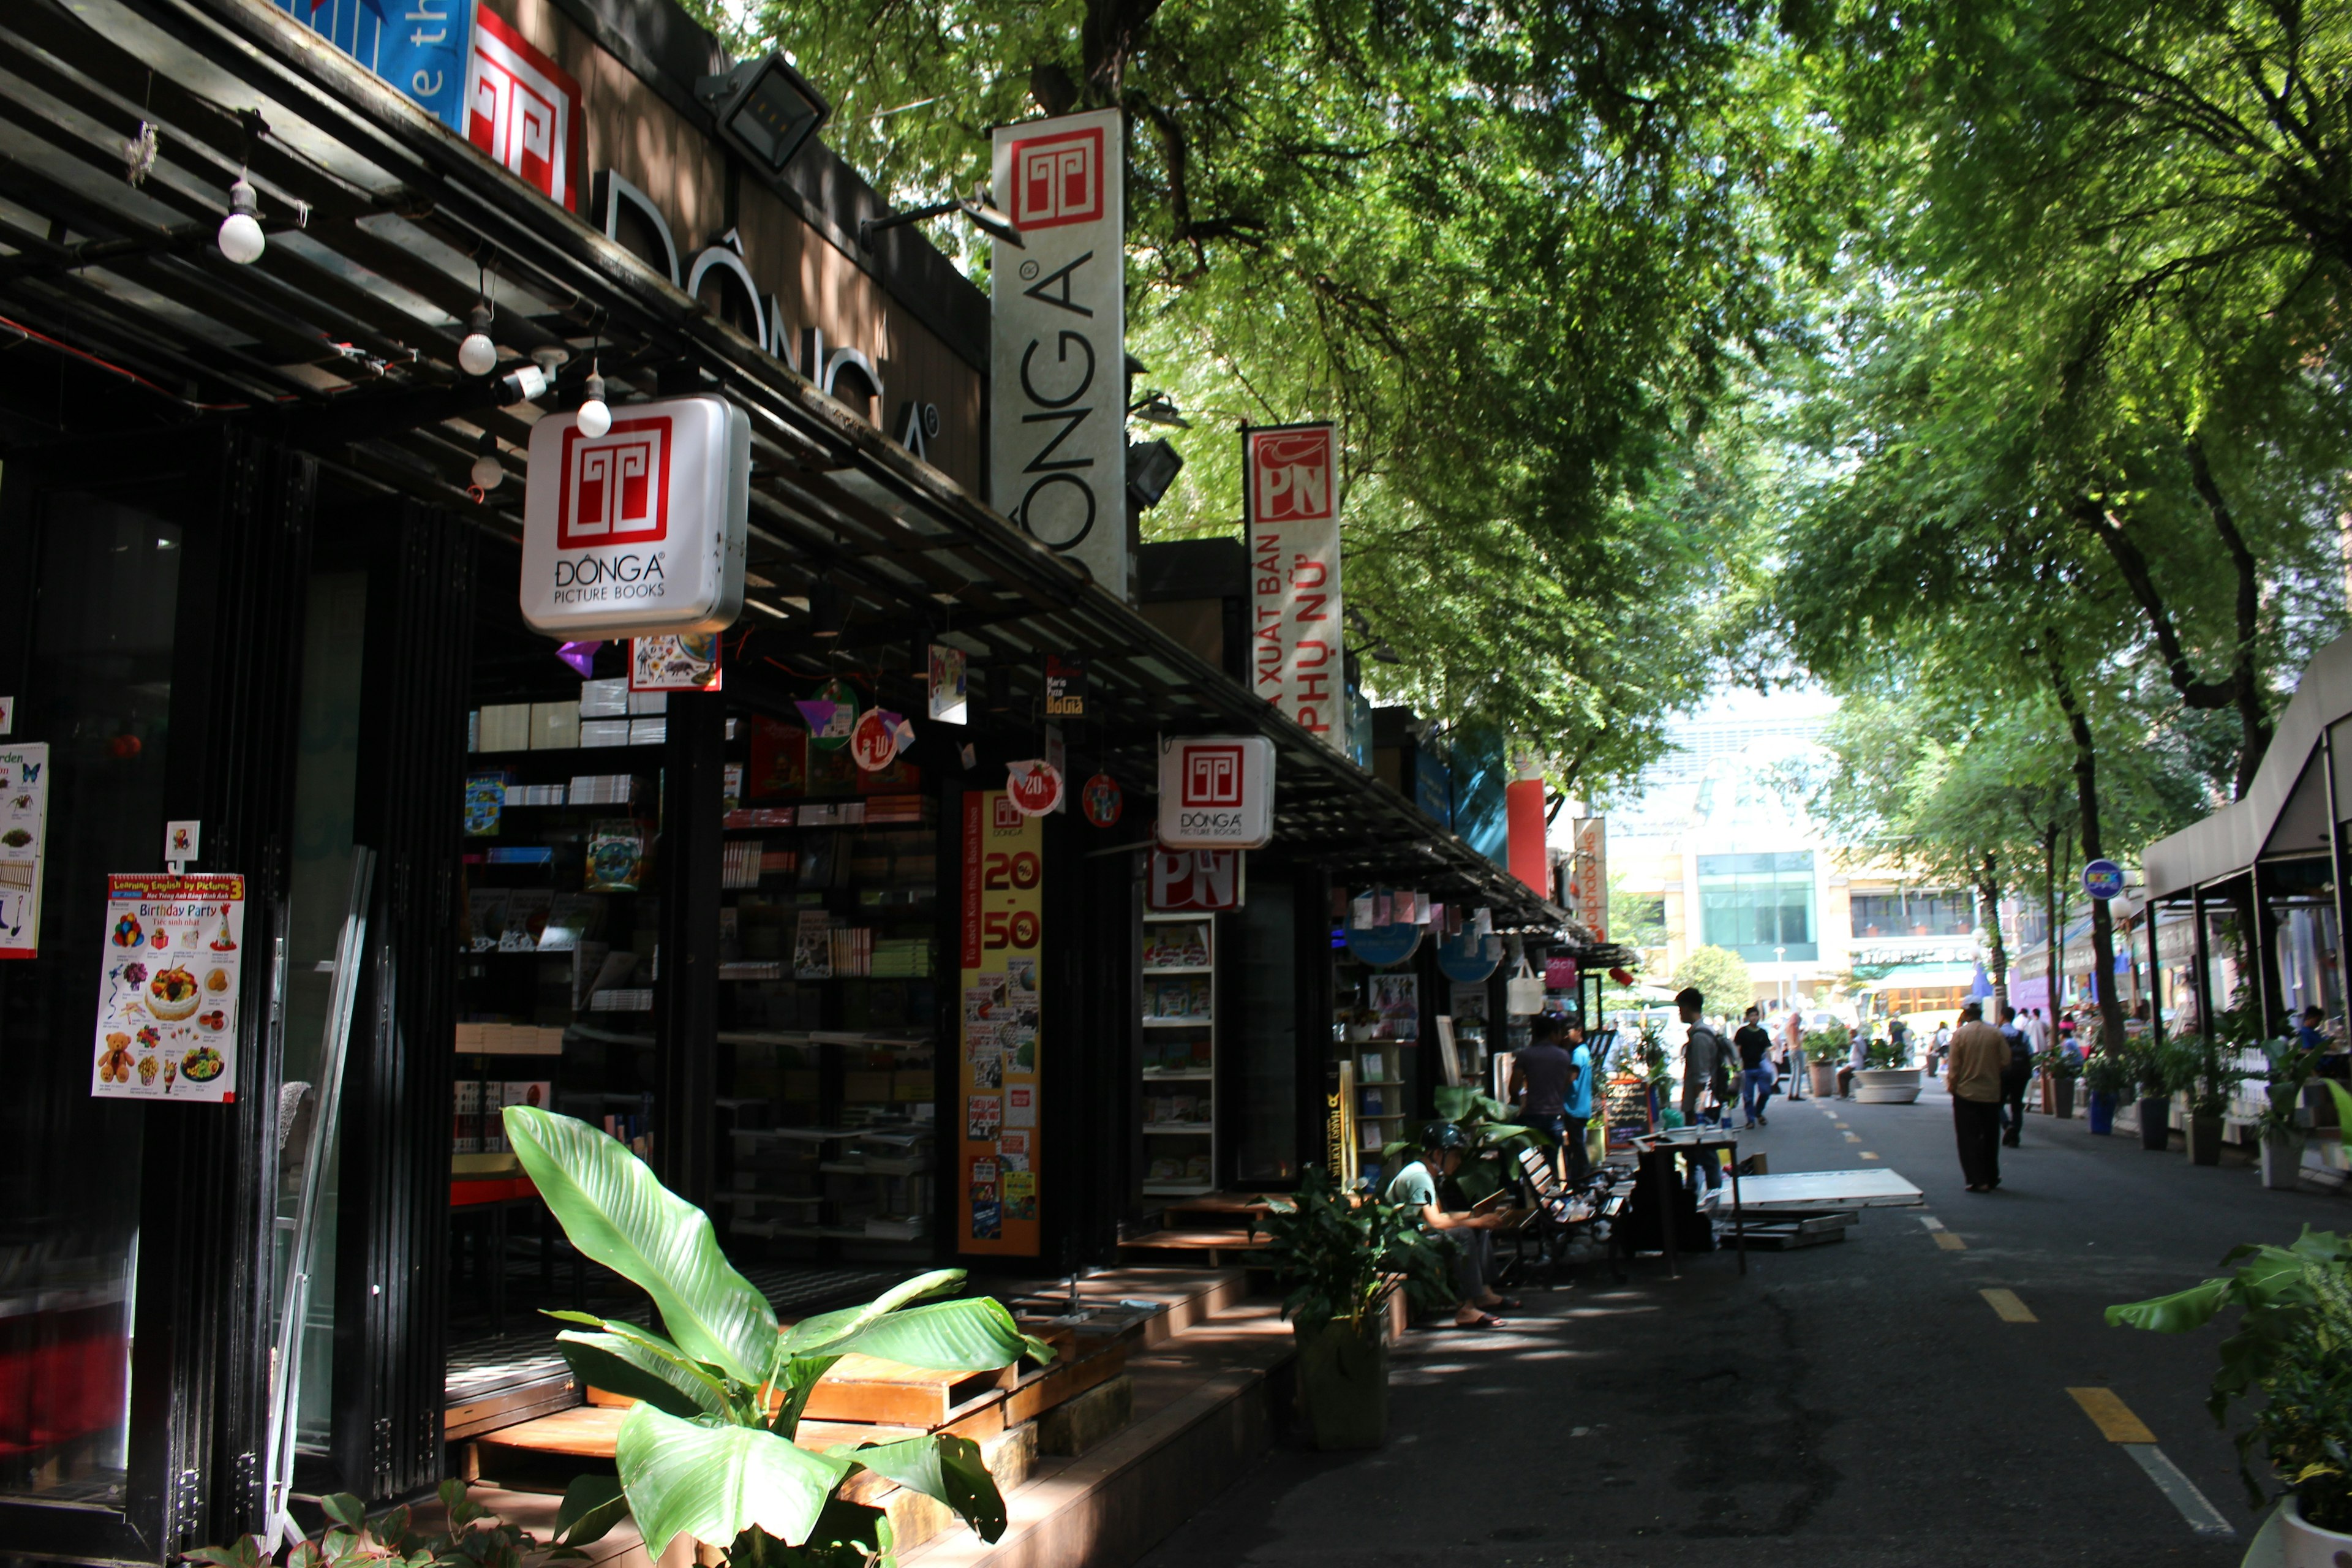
xmin=1384 ymin=1120 xmax=1518 ymax=1329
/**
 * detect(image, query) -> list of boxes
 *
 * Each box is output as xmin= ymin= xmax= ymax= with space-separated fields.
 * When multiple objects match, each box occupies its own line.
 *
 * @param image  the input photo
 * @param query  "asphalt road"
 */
xmin=1137 ymin=1081 xmax=2351 ymax=1567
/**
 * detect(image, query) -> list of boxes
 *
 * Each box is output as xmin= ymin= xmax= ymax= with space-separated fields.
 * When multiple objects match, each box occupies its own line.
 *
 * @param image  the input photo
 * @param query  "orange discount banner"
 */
xmin=959 ymin=791 xmax=1042 ymax=1254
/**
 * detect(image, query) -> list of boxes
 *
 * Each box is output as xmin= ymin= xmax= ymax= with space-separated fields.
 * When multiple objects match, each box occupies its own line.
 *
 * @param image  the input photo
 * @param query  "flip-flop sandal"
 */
xmin=1455 ymin=1313 xmax=1506 ymax=1329
xmin=1492 ymin=1297 xmax=1525 ymax=1311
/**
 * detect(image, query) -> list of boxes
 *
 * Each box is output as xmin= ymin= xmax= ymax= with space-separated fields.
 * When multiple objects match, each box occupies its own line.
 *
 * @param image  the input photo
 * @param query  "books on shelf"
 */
xmin=722 ymin=840 xmax=762 ymax=888
xmin=568 ymin=774 xmax=643 ymax=806
xmin=1145 ymin=976 xmax=1212 ymax=1022
xmin=454 ymin=1022 xmax=566 ymax=1055
xmin=502 ymin=783 xmax=566 ymax=806
xmin=589 ymin=988 xmax=655 ymax=1012
xmin=1359 ymin=1050 xmax=1385 ymax=1083
xmin=1141 ymin=919 xmax=1211 ymax=969
xmin=724 ymin=806 xmax=796 ymax=829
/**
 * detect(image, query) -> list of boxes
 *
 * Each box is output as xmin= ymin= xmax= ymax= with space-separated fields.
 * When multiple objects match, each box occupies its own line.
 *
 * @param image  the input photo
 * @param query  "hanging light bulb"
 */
xmin=217 ymin=176 xmax=265 ymax=265
xmin=576 ymin=361 xmax=611 ymax=439
xmin=469 ymin=429 xmax=504 ymax=492
xmin=457 ymin=303 xmax=497 ymax=377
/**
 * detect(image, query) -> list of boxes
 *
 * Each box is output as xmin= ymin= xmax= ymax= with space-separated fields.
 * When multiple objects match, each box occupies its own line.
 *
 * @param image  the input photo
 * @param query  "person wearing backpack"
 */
xmin=1677 ymin=987 xmax=1728 ymax=1191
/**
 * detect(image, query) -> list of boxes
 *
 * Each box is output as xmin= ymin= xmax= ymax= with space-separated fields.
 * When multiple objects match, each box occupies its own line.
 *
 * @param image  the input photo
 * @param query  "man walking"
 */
xmin=1507 ymin=1014 xmax=1575 ymax=1180
xmin=1998 ymin=1004 xmax=2033 ymax=1147
xmin=1781 ymin=1006 xmax=1807 ymax=1099
xmin=1561 ymin=1019 xmax=1595 ymax=1185
xmin=1736 ymin=1005 xmax=1776 ymax=1128
xmin=1947 ymin=1001 xmax=2010 ymax=1192
xmin=1677 ymin=987 xmax=1728 ymax=1192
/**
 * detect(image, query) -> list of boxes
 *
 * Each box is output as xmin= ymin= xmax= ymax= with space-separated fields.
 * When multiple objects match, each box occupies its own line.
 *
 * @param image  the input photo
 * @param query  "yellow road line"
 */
xmin=2069 ymin=1387 xmax=2157 ymax=1444
xmin=1842 ymin=1131 xmax=1860 ymax=1142
xmin=1833 ymin=1121 xmax=1849 ymax=1128
xmin=1981 ymin=1287 xmax=2036 ymax=1322
xmin=1860 ymin=1151 xmax=1880 ymax=1159
xmin=1933 ymin=1232 xmax=1967 ymax=1250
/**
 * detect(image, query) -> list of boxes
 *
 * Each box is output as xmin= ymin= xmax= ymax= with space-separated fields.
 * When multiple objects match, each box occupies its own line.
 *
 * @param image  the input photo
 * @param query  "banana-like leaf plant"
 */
xmin=1379 ymin=1085 xmax=1551 ymax=1202
xmin=503 ymin=1106 xmax=1054 ymax=1568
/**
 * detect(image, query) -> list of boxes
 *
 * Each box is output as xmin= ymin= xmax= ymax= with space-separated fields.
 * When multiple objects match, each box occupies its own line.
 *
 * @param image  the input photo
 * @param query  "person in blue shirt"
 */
xmin=1384 ymin=1122 xmax=1517 ymax=1327
xmin=1562 ymin=1020 xmax=1595 ymax=1185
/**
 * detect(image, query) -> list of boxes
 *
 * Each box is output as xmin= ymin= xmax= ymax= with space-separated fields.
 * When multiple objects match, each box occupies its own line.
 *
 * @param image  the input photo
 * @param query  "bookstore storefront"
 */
xmin=0 ymin=1 xmax=1577 ymax=1561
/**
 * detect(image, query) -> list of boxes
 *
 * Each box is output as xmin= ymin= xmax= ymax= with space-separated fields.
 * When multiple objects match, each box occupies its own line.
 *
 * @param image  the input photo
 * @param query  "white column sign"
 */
xmin=990 ymin=108 xmax=1127 ymax=598
xmin=1244 ymin=423 xmax=1345 ymax=752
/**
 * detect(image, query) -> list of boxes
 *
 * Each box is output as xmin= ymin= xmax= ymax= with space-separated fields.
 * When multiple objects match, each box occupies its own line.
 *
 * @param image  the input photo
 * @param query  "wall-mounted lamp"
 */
xmin=696 ymin=55 xmax=831 ymax=175
xmin=1127 ymin=439 xmax=1184 ymax=510
xmin=1128 ymin=393 xmax=1190 ymax=429
xmin=859 ymin=190 xmax=1023 ymax=251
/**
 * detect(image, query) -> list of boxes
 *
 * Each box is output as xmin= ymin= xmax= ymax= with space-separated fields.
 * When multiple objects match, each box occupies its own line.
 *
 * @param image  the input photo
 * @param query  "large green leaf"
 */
xmin=826 ymin=1297 xmax=1050 ymax=1371
xmin=555 ymin=1328 xmax=729 ymax=1419
xmin=834 ymin=1434 xmax=1006 ymax=1542
xmin=780 ymin=1269 xmax=965 ymax=1358
xmin=2105 ymin=1277 xmax=2232 ymax=1332
xmin=614 ymin=1404 xmax=851 ymax=1556
xmin=552 ymin=1476 xmax=630 ymax=1547
xmin=505 ymin=1107 xmax=777 ymax=1382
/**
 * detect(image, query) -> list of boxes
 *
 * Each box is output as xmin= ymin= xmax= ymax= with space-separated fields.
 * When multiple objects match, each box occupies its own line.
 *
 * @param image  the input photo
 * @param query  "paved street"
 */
xmin=1139 ymin=1087 xmax=2346 ymax=1567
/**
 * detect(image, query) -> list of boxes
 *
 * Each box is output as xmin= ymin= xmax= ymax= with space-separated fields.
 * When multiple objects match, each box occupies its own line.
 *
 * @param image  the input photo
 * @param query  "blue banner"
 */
xmin=270 ymin=0 xmax=476 ymax=133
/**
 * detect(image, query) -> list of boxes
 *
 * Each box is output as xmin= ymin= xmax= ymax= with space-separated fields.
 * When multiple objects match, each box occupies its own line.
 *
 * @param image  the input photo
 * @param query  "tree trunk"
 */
xmin=2052 ymin=824 xmax=2071 ymax=1019
xmin=1980 ymin=852 xmax=2008 ymax=1018
xmin=2041 ymin=822 xmax=2059 ymax=1028
xmin=2048 ymin=649 xmax=2128 ymax=1051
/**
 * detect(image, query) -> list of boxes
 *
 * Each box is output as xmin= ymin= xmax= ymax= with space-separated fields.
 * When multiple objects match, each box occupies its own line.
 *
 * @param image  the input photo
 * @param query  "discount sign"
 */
xmin=960 ymin=791 xmax=1044 ymax=1256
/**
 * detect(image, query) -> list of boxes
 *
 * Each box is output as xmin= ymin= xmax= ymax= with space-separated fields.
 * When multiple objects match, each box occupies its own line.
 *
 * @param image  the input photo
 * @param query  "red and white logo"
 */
xmin=1006 ymin=761 xmax=1064 ymax=817
xmin=1007 ymin=127 xmax=1104 ymax=230
xmin=1248 ymin=426 xmax=1335 ymax=523
xmin=467 ymin=10 xmax=581 ymax=211
xmin=992 ymin=794 xmax=1026 ymax=831
xmin=850 ymin=709 xmax=899 ymax=772
xmin=1181 ymin=745 xmax=1245 ymax=809
xmin=557 ymin=417 xmax=671 ymax=549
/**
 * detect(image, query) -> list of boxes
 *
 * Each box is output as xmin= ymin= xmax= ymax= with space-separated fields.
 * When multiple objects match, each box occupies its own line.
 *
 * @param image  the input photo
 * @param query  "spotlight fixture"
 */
xmin=1128 ymin=393 xmax=1190 ymax=429
xmin=458 ymin=304 xmax=497 ymax=377
xmin=217 ymin=176 xmax=265 ymax=265
xmin=1126 ymin=439 xmax=1184 ymax=510
xmin=576 ymin=361 xmax=612 ymax=439
xmin=469 ymin=430 xmax=504 ymax=492
xmin=696 ymin=55 xmax=831 ymax=175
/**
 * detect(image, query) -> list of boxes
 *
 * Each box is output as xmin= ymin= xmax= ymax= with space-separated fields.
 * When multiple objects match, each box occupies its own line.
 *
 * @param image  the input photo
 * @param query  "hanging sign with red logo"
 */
xmin=1156 ymin=734 xmax=1275 ymax=850
xmin=989 ymin=108 xmax=1127 ymax=597
xmin=1080 ymin=772 xmax=1122 ymax=827
xmin=521 ymin=394 xmax=749 ymax=637
xmin=466 ymin=9 xmax=582 ymax=211
xmin=851 ymin=708 xmax=901 ymax=771
xmin=1147 ymin=848 xmax=1243 ymax=911
xmin=1245 ymin=423 xmax=1346 ymax=753
xmin=1005 ymin=760 xmax=1063 ymax=816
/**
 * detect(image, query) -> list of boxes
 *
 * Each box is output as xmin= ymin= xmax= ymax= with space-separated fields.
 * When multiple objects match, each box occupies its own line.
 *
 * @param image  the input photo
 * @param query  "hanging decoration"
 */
xmin=555 ymin=640 xmax=603 ymax=678
xmin=1005 ymin=760 xmax=1063 ymax=816
xmin=799 ymin=677 xmax=858 ymax=750
xmin=1080 ymin=772 xmax=1123 ymax=827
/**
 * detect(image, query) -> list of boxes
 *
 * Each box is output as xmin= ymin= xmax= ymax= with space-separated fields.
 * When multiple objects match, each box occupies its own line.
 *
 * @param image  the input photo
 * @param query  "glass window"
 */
xmin=1697 ymin=851 xmax=1816 ymax=962
xmin=1850 ymin=890 xmax=1975 ymax=939
xmin=1231 ymin=886 xmax=1298 ymax=1183
xmin=0 ymin=487 xmax=183 ymax=1504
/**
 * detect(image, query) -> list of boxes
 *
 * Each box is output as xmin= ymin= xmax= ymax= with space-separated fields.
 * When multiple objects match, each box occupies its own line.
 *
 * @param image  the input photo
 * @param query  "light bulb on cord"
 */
xmin=469 ymin=429 xmax=504 ymax=493
xmin=577 ymin=362 xmax=611 ymax=439
xmin=458 ymin=303 xmax=497 ymax=377
xmin=217 ymin=176 xmax=265 ymax=264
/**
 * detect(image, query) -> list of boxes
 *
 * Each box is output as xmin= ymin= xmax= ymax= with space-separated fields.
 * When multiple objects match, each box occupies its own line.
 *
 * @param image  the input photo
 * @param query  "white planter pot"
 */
xmin=1853 ymin=1068 xmax=1922 ymax=1104
xmin=2280 ymin=1494 xmax=2352 ymax=1567
xmin=2263 ymin=1134 xmax=2309 ymax=1191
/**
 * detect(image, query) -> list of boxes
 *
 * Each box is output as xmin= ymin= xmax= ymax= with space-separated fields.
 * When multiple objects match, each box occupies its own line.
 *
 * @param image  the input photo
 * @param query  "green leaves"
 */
xmin=553 ymin=1324 xmax=730 ymax=1419
xmin=615 ymin=1405 xmax=854 ymax=1557
xmin=826 ymin=1298 xmax=1052 ymax=1373
xmin=834 ymin=1435 xmax=1007 ymax=1543
xmin=504 ymin=1107 xmax=777 ymax=1383
xmin=552 ymin=1476 xmax=630 ymax=1548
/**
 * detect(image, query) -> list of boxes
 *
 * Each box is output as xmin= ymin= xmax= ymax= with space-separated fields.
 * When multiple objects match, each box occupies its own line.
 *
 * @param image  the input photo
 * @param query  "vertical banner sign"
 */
xmin=960 ymin=792 xmax=1044 ymax=1255
xmin=0 ymin=744 xmax=48 ymax=958
xmin=1244 ymin=423 xmax=1345 ymax=752
xmin=990 ymin=108 xmax=1127 ymax=597
xmin=269 ymin=0 xmax=477 ymax=132
xmin=91 ymin=873 xmax=246 ymax=1103
xmin=466 ymin=8 xmax=584 ymax=211
xmin=1567 ymin=816 xmax=1608 ymax=938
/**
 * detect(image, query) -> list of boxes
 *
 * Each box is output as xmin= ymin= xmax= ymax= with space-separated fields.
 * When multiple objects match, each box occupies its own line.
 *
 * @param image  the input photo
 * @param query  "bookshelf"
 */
xmin=1141 ymin=913 xmax=1216 ymax=1196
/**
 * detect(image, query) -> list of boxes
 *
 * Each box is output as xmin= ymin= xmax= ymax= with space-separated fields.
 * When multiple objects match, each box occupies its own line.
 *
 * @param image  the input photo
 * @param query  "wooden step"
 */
xmin=475 ymin=1404 xmax=925 ymax=1463
xmin=1115 ymin=1229 xmax=1270 ymax=1267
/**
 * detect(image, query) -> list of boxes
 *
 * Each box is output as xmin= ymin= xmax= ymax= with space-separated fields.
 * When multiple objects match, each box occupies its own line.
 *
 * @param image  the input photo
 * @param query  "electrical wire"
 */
xmin=0 ymin=309 xmax=271 ymax=412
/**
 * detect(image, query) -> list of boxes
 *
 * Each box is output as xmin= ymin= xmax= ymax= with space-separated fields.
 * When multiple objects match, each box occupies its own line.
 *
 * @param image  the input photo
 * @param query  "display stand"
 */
xmin=1142 ymin=913 xmax=1216 ymax=1195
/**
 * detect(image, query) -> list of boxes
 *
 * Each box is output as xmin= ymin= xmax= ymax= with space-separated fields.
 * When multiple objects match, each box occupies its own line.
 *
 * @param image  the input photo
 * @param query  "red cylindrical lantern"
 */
xmin=1506 ymin=778 xmax=1547 ymax=892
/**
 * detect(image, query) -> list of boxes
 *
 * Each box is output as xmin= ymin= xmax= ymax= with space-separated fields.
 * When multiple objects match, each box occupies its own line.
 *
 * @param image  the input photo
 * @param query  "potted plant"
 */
xmin=1381 ymin=1085 xmax=1551 ymax=1204
xmin=1257 ymin=1166 xmax=1450 ymax=1449
xmin=500 ymin=1106 xmax=1047 ymax=1566
xmin=2180 ymin=1025 xmax=2250 ymax=1167
xmin=2042 ymin=1044 xmax=2082 ymax=1121
xmin=191 ymin=1478 xmax=626 ymax=1568
xmin=1853 ymin=1034 xmax=1922 ymax=1104
xmin=2108 ymin=1197 xmax=2352 ymax=1559
xmin=1802 ymin=1028 xmax=1846 ymax=1098
xmin=2083 ymin=1050 xmax=2130 ymax=1136
xmin=2135 ymin=1038 xmax=2176 ymax=1152
xmin=2258 ymin=1035 xmax=2320 ymax=1190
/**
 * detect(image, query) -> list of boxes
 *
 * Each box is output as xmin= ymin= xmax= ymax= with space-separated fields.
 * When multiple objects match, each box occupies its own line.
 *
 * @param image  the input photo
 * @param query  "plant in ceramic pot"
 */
xmin=1381 ymin=1085 xmax=1551 ymax=1204
xmin=2133 ymin=1037 xmax=2177 ymax=1151
xmin=1257 ymin=1166 xmax=1450 ymax=1449
xmin=2180 ymin=1018 xmax=2254 ymax=1167
xmin=2108 ymin=1213 xmax=2352 ymax=1559
xmin=2258 ymin=1035 xmax=2321 ymax=1190
xmin=1802 ymin=1028 xmax=1846 ymax=1097
xmin=2083 ymin=1049 xmax=2132 ymax=1136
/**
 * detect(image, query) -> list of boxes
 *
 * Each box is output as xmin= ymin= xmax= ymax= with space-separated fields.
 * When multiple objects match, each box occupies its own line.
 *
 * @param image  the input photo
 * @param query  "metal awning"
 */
xmin=2144 ymin=630 xmax=2352 ymax=900
xmin=0 ymin=0 xmax=1572 ymax=931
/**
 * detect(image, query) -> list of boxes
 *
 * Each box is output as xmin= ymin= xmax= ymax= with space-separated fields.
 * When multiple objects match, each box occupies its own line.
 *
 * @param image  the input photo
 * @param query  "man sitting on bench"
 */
xmin=1385 ymin=1121 xmax=1518 ymax=1329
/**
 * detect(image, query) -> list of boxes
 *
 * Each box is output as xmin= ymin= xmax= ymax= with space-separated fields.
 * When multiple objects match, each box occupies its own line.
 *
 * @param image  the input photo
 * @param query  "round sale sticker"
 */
xmin=850 ymin=707 xmax=899 ymax=771
xmin=2082 ymin=859 xmax=2125 ymax=900
xmin=1080 ymin=772 xmax=1122 ymax=827
xmin=1006 ymin=760 xmax=1063 ymax=816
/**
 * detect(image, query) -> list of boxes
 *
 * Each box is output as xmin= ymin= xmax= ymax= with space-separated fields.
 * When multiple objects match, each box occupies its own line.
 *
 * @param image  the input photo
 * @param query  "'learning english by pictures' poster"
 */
xmin=91 ymin=873 xmax=246 ymax=1104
